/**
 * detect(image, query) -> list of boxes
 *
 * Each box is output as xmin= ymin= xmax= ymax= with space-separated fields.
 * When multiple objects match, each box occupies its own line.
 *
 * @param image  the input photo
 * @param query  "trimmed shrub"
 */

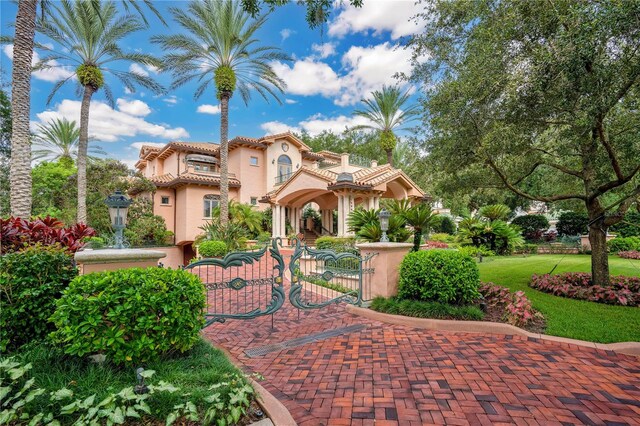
xmin=199 ymin=240 xmax=228 ymax=258
xmin=0 ymin=245 xmax=77 ymax=352
xmin=511 ymin=214 xmax=549 ymax=241
xmin=51 ymin=267 xmax=206 ymax=365
xmin=530 ymin=273 xmax=640 ymax=306
xmin=556 ymin=212 xmax=588 ymax=236
xmin=1 ymin=216 xmax=95 ymax=254
xmin=429 ymin=233 xmax=454 ymax=243
xmin=610 ymin=212 xmax=640 ymax=237
xmin=618 ymin=251 xmax=640 ymax=260
xmin=398 ymin=249 xmax=480 ymax=304
xmin=432 ymin=216 xmax=456 ymax=235
xmin=315 ymin=236 xmax=357 ymax=252
xmin=608 ymin=236 xmax=640 ymax=253
xmin=458 ymin=245 xmax=495 ymax=257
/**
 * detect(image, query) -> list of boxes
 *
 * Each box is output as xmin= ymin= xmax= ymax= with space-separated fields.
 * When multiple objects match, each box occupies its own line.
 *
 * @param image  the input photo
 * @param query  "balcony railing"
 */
xmin=274 ymin=172 xmax=293 ymax=185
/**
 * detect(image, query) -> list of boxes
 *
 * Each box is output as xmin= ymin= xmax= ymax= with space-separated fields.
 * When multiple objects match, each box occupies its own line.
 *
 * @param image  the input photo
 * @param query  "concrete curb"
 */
xmin=249 ymin=378 xmax=298 ymax=426
xmin=346 ymin=305 xmax=640 ymax=357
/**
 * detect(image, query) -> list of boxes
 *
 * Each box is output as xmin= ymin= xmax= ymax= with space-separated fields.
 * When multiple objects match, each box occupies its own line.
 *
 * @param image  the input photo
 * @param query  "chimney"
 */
xmin=341 ymin=153 xmax=349 ymax=171
xmin=371 ymin=160 xmax=378 ymax=168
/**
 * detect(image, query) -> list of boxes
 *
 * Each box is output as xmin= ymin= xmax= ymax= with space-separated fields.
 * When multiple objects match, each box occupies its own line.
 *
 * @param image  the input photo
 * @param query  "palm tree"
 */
xmin=400 ymin=203 xmax=438 ymax=252
xmin=6 ymin=0 xmax=37 ymax=218
xmin=36 ymin=0 xmax=163 ymax=224
xmin=352 ymin=85 xmax=420 ymax=166
xmin=2 ymin=0 xmax=164 ymax=220
xmin=153 ymin=0 xmax=290 ymax=225
xmin=32 ymin=118 xmax=106 ymax=163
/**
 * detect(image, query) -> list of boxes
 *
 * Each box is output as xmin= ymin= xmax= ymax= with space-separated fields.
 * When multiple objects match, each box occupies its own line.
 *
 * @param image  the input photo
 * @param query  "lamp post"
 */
xmin=105 ymin=190 xmax=132 ymax=249
xmin=378 ymin=208 xmax=391 ymax=242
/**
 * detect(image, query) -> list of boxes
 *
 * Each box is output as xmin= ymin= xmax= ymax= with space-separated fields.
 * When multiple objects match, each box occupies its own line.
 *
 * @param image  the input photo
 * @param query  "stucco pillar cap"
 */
xmin=356 ymin=242 xmax=413 ymax=250
xmin=75 ymin=249 xmax=167 ymax=265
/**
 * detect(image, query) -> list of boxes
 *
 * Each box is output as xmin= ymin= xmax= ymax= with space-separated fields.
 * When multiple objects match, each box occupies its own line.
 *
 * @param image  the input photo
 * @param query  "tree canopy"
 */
xmin=408 ymin=0 xmax=640 ymax=284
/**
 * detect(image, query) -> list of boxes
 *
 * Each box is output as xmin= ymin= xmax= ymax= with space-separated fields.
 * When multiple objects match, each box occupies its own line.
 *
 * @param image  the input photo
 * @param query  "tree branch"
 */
xmin=596 ymin=120 xmax=624 ymax=180
xmin=590 ymin=163 xmax=640 ymax=201
xmin=603 ymin=186 xmax=640 ymax=227
xmin=485 ymin=157 xmax=586 ymax=202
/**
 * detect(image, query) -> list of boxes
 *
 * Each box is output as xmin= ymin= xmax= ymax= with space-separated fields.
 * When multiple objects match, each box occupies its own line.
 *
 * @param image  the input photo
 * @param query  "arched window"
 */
xmin=277 ymin=155 xmax=292 ymax=182
xmin=203 ymin=194 xmax=219 ymax=217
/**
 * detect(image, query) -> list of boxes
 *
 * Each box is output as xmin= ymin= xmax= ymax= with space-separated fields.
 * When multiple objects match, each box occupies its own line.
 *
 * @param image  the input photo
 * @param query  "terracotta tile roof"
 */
xmin=150 ymin=172 xmax=241 ymax=188
xmin=317 ymin=150 xmax=342 ymax=160
xmin=352 ymin=164 xmax=394 ymax=182
xmin=170 ymin=142 xmax=219 ymax=152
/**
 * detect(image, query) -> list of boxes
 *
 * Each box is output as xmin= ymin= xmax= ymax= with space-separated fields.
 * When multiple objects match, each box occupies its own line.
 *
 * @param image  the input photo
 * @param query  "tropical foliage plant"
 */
xmin=0 ymin=216 xmax=95 ymax=254
xmin=51 ymin=267 xmax=206 ymax=365
xmin=32 ymin=118 xmax=105 ymax=163
xmin=199 ymin=220 xmax=248 ymax=251
xmin=0 ymin=245 xmax=77 ymax=352
xmin=457 ymin=204 xmax=524 ymax=254
xmin=352 ymin=85 xmax=420 ymax=166
xmin=347 ymin=207 xmax=411 ymax=243
xmin=212 ymin=201 xmax=264 ymax=237
xmin=154 ymin=0 xmax=290 ymax=225
xmin=36 ymin=0 xmax=163 ymax=224
xmin=530 ymin=273 xmax=640 ymax=307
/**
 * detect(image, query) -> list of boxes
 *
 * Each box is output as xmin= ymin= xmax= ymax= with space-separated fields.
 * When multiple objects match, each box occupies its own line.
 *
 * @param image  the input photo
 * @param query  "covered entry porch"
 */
xmin=261 ymin=157 xmax=426 ymax=240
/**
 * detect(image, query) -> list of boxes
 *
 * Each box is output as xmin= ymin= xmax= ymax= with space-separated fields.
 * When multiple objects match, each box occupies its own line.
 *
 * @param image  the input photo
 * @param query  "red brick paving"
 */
xmin=196 ymin=257 xmax=640 ymax=425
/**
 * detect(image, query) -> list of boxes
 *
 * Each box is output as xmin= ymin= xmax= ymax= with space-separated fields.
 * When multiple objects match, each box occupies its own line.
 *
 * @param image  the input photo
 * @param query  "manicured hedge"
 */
xmin=199 ymin=240 xmax=228 ymax=257
xmin=530 ymin=272 xmax=639 ymax=306
xmin=556 ymin=212 xmax=588 ymax=236
xmin=0 ymin=245 xmax=77 ymax=352
xmin=51 ymin=267 xmax=206 ymax=365
xmin=608 ymin=237 xmax=640 ymax=253
xmin=398 ymin=249 xmax=480 ymax=304
xmin=511 ymin=214 xmax=549 ymax=241
xmin=370 ymin=297 xmax=484 ymax=320
xmin=315 ymin=236 xmax=356 ymax=251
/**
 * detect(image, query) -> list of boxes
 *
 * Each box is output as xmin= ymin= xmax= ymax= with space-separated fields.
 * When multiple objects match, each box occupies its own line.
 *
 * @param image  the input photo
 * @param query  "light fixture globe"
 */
xmin=378 ymin=208 xmax=391 ymax=242
xmin=105 ymin=190 xmax=132 ymax=248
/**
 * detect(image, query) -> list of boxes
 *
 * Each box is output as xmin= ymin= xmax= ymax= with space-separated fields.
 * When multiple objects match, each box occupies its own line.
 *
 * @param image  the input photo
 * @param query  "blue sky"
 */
xmin=0 ymin=0 xmax=425 ymax=168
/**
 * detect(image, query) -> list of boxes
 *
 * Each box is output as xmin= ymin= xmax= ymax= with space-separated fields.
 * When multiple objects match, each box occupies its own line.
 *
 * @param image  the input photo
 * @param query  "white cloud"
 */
xmin=146 ymin=64 xmax=160 ymax=74
xmin=328 ymin=1 xmax=425 ymax=40
xmin=261 ymin=114 xmax=373 ymax=137
xmin=311 ymin=42 xmax=337 ymax=59
xmin=273 ymin=42 xmax=413 ymax=106
xmin=35 ymin=99 xmax=189 ymax=143
xmin=271 ymin=58 xmax=342 ymax=97
xmin=336 ymin=42 xmax=414 ymax=106
xmin=163 ymin=95 xmax=178 ymax=105
xmin=284 ymin=99 xmax=297 ymax=104
xmin=261 ymin=121 xmax=301 ymax=135
xmin=3 ymin=44 xmax=75 ymax=82
xmin=197 ymin=104 xmax=221 ymax=115
xmin=280 ymin=28 xmax=294 ymax=41
xmin=129 ymin=63 xmax=149 ymax=77
xmin=116 ymin=98 xmax=151 ymax=116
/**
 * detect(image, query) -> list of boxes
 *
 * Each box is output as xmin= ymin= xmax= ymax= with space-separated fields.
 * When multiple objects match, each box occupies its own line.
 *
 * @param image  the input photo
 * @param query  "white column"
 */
xmin=346 ymin=194 xmax=354 ymax=236
xmin=272 ymin=204 xmax=279 ymax=238
xmin=337 ymin=195 xmax=344 ymax=236
xmin=294 ymin=208 xmax=300 ymax=233
xmin=280 ymin=205 xmax=287 ymax=238
xmin=374 ymin=197 xmax=380 ymax=209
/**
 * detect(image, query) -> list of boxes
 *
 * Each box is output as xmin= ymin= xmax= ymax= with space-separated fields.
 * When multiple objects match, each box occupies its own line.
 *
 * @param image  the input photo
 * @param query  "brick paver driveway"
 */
xmin=202 ymin=293 xmax=640 ymax=426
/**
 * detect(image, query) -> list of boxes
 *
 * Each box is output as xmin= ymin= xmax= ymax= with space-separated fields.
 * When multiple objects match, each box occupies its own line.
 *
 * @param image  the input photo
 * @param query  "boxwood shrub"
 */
xmin=398 ymin=249 xmax=480 ymax=304
xmin=50 ymin=267 xmax=206 ymax=365
xmin=199 ymin=240 xmax=228 ymax=258
xmin=0 ymin=245 xmax=77 ymax=352
xmin=608 ymin=236 xmax=640 ymax=253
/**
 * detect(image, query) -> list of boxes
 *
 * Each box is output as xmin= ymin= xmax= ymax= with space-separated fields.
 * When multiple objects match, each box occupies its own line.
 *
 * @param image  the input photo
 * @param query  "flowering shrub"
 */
xmin=618 ymin=251 xmax=640 ymax=260
xmin=422 ymin=240 xmax=449 ymax=249
xmin=479 ymin=283 xmax=542 ymax=327
xmin=530 ymin=273 xmax=640 ymax=306
xmin=1 ymin=216 xmax=95 ymax=254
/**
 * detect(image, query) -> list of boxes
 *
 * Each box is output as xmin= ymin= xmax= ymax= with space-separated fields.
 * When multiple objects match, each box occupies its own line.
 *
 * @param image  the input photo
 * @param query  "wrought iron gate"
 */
xmin=184 ymin=238 xmax=286 ymax=327
xmin=289 ymin=240 xmax=375 ymax=309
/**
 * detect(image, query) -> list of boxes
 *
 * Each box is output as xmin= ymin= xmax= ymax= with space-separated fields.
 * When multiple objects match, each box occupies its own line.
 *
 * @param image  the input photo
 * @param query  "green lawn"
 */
xmin=477 ymin=254 xmax=640 ymax=343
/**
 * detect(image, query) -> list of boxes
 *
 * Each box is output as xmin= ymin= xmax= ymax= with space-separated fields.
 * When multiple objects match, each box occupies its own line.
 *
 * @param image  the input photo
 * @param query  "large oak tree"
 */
xmin=409 ymin=0 xmax=640 ymax=285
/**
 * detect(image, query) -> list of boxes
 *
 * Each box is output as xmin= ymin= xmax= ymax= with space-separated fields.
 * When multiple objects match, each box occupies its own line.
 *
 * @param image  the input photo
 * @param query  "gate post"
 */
xmin=75 ymin=249 xmax=167 ymax=275
xmin=356 ymin=242 xmax=412 ymax=298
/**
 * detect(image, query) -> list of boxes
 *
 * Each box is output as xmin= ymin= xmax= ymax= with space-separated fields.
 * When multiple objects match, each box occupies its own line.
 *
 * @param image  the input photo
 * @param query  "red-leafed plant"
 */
xmin=0 ymin=216 xmax=96 ymax=254
xmin=422 ymin=240 xmax=449 ymax=249
xmin=479 ymin=282 xmax=543 ymax=327
xmin=530 ymin=272 xmax=640 ymax=306
xmin=618 ymin=251 xmax=640 ymax=260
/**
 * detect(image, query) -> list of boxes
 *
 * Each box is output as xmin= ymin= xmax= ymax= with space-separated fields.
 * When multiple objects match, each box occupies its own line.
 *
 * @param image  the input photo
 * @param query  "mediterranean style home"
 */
xmin=135 ymin=132 xmax=426 ymax=261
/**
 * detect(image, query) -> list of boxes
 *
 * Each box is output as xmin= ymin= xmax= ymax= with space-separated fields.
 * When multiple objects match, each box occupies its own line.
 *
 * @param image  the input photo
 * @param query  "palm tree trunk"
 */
xmin=386 ymin=149 xmax=393 ymax=167
xmin=9 ymin=0 xmax=37 ymax=219
xmin=219 ymin=95 xmax=229 ymax=226
xmin=77 ymin=84 xmax=95 ymax=224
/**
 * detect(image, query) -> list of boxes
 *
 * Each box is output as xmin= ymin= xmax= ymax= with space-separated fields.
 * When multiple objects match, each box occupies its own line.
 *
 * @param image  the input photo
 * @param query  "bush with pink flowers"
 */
xmin=530 ymin=273 xmax=640 ymax=306
xmin=618 ymin=251 xmax=640 ymax=260
xmin=422 ymin=240 xmax=449 ymax=249
xmin=479 ymin=283 xmax=543 ymax=328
